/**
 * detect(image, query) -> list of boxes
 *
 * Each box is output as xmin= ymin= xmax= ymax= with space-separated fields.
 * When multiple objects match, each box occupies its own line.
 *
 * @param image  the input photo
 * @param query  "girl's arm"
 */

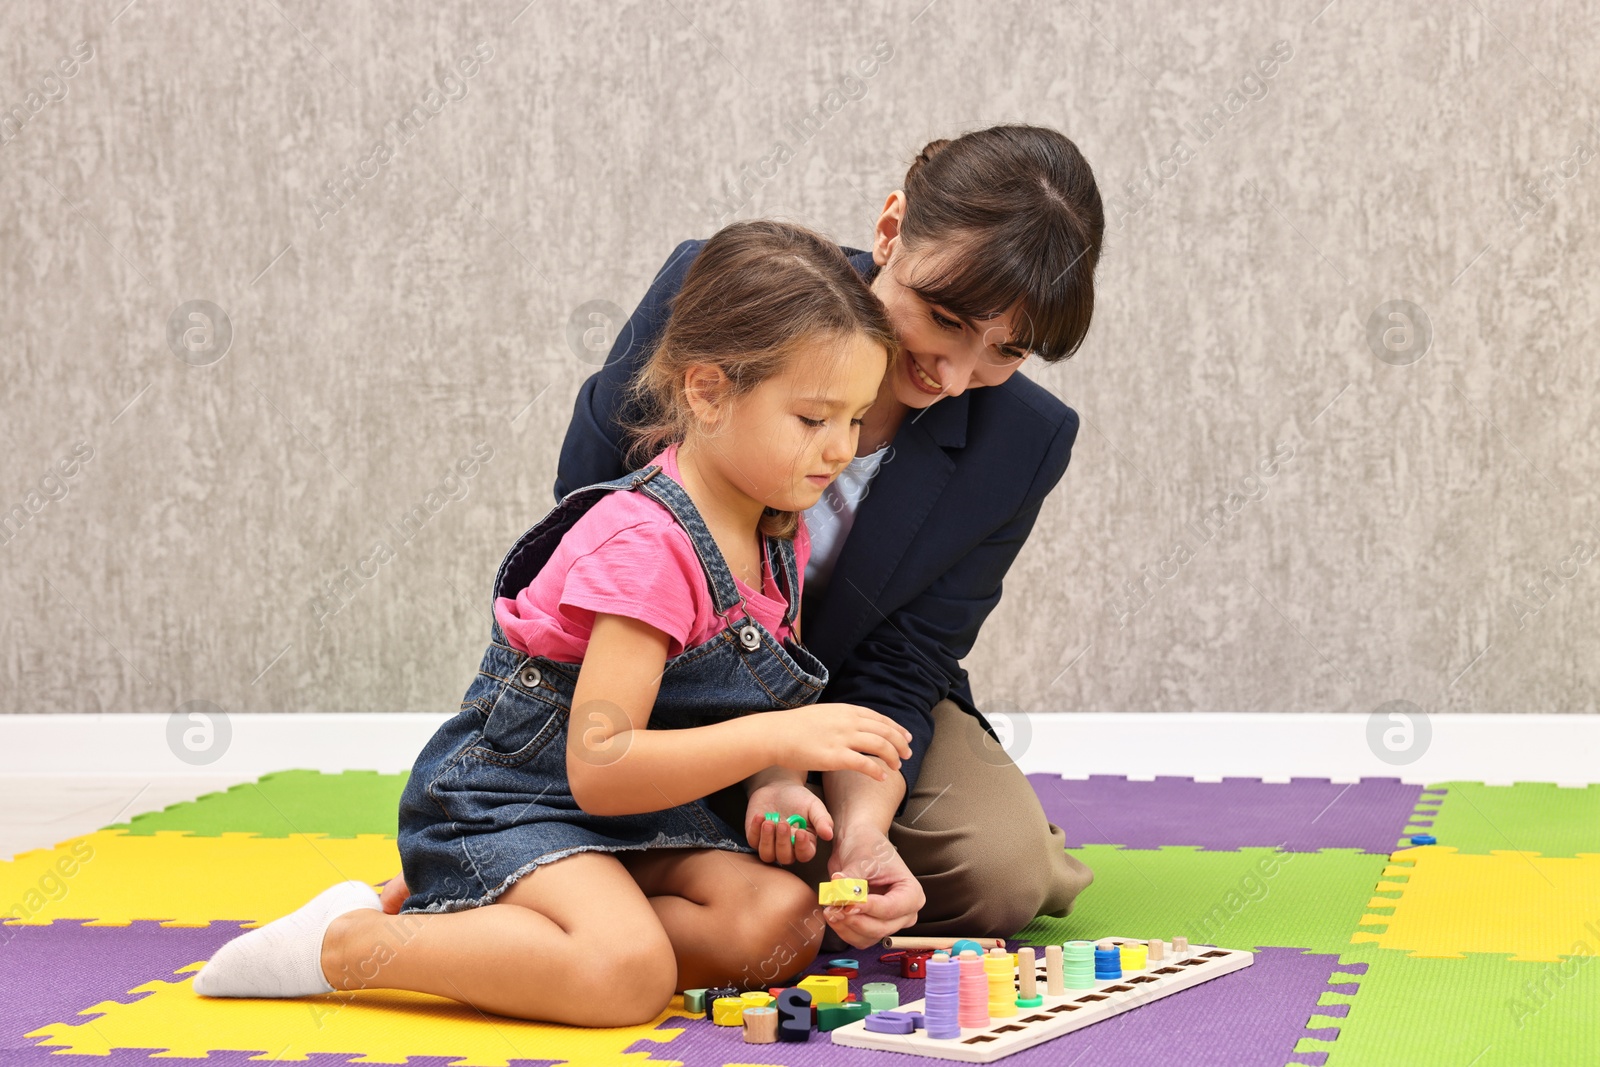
xmin=566 ymin=611 xmax=779 ymax=817
xmin=744 ymin=765 xmax=806 ymax=793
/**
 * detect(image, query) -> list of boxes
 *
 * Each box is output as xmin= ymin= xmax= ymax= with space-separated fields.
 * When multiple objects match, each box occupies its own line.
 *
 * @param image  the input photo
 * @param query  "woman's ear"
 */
xmin=871 ymin=190 xmax=906 ymax=267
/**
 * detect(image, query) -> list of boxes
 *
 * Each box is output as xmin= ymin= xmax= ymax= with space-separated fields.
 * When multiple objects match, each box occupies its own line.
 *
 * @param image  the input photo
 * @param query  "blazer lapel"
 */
xmin=803 ymin=387 xmax=970 ymax=670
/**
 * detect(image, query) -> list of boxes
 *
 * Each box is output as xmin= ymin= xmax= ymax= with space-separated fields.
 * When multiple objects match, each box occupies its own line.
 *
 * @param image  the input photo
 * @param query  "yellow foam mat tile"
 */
xmin=28 ymin=970 xmax=694 ymax=1066
xmin=1351 ymin=845 xmax=1600 ymax=961
xmin=0 ymin=830 xmax=399 ymax=927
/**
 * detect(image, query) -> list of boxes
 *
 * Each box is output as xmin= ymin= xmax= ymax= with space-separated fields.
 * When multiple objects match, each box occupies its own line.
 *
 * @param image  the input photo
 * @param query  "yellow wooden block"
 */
xmin=712 ymin=996 xmax=746 ymax=1025
xmin=797 ymin=973 xmax=848 ymax=1004
xmin=817 ymin=878 xmax=867 ymax=906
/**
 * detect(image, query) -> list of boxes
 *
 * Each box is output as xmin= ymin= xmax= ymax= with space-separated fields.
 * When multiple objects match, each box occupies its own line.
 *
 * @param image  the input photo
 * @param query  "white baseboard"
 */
xmin=2 ymin=712 xmax=1596 ymax=786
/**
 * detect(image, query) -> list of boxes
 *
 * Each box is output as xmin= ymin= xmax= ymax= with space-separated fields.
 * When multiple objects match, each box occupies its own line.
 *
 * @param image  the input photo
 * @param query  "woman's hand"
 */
xmin=744 ymin=778 xmax=833 ymax=865
xmin=767 ymin=703 xmax=913 ymax=780
xmin=819 ymin=826 xmax=926 ymax=949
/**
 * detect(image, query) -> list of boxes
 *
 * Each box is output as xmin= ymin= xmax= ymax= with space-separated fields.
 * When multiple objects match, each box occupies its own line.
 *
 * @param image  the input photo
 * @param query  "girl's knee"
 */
xmin=729 ymin=873 xmax=825 ymax=978
xmin=577 ymin=926 xmax=678 ymax=1012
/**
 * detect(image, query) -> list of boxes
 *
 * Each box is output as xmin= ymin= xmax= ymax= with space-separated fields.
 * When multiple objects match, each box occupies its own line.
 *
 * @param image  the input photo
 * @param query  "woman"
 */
xmin=382 ymin=123 xmax=1102 ymax=949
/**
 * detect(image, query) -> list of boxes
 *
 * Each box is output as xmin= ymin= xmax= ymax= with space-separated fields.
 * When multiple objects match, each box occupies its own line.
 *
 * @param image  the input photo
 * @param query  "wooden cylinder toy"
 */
xmin=1149 ymin=938 xmax=1165 ymax=962
xmin=1045 ymin=944 xmax=1065 ymax=995
xmin=882 ymin=935 xmax=1005 ymax=951
xmin=742 ymin=1005 xmax=778 ymax=1043
xmin=1017 ymin=947 xmax=1037 ymax=998
xmin=1173 ymin=936 xmax=1189 ymax=953
xmin=1016 ymin=946 xmax=1042 ymax=1006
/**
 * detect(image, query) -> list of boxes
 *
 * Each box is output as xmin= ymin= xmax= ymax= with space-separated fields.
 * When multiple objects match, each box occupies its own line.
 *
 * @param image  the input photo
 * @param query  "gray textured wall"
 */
xmin=2 ymin=1 xmax=1594 ymax=723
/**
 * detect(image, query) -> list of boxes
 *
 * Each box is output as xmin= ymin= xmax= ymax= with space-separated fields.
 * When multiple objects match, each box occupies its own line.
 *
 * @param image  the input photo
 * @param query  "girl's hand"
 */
xmin=768 ymin=703 xmax=914 ymax=780
xmin=744 ymin=780 xmax=834 ymax=865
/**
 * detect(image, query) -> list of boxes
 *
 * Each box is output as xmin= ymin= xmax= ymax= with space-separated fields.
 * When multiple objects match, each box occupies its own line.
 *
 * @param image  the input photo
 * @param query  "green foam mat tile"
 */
xmin=1409 ymin=782 xmax=1600 ymax=858
xmin=1019 ymin=845 xmax=1390 ymax=955
xmin=104 ymin=769 xmax=407 ymax=838
xmin=1309 ymin=945 xmax=1600 ymax=1066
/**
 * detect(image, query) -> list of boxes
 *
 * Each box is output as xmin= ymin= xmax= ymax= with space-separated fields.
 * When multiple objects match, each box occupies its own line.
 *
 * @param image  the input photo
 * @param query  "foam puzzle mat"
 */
xmin=3 ymin=771 xmax=1594 ymax=1065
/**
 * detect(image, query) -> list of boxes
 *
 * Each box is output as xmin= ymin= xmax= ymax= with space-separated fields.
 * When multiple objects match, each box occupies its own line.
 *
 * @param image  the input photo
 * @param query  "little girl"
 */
xmin=191 ymin=219 xmax=914 ymax=1027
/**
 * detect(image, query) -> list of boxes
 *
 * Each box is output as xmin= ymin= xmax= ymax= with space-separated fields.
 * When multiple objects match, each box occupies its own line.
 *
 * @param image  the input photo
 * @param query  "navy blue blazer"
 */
xmin=555 ymin=240 xmax=1080 ymax=816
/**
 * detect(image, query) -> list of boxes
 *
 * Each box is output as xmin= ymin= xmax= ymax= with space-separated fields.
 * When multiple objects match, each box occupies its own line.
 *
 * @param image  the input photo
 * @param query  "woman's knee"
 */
xmin=910 ymin=824 xmax=1086 ymax=938
xmin=922 ymin=877 xmax=1042 ymax=939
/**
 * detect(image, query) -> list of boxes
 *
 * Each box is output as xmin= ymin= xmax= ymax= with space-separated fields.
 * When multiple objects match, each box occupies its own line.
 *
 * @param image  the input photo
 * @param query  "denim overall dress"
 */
xmin=396 ymin=461 xmax=829 ymax=914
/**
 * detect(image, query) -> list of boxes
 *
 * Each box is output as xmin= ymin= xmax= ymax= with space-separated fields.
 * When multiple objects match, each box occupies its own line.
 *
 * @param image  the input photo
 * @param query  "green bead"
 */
xmin=785 ymin=814 xmax=808 ymax=830
xmin=764 ymin=811 xmax=781 ymax=822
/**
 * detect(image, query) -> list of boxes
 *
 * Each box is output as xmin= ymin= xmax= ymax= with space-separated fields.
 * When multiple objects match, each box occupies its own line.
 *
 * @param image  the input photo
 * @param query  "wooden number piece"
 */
xmin=777 ymin=987 xmax=813 ymax=1043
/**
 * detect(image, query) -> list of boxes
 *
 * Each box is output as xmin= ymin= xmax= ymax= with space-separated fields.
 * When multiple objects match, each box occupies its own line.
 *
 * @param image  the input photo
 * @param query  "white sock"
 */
xmin=192 ymin=880 xmax=381 ymax=998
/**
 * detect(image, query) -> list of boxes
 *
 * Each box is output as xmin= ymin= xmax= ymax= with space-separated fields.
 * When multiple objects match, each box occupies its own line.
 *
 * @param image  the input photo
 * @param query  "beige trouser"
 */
xmin=707 ymin=698 xmax=1094 ymax=940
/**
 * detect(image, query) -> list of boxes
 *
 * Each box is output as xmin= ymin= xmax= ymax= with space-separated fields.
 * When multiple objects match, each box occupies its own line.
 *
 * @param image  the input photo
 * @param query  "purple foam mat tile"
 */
xmin=629 ymin=944 xmax=1346 ymax=1067
xmin=1028 ymin=774 xmax=1425 ymax=853
xmin=0 ymin=919 xmax=250 ymax=1051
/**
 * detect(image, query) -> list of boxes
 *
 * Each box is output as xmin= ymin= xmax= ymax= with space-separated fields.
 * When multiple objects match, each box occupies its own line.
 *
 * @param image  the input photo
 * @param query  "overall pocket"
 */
xmin=469 ymin=658 xmax=568 ymax=769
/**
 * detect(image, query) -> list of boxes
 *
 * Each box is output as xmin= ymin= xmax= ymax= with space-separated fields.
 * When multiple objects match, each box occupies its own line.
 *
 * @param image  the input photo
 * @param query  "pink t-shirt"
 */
xmin=494 ymin=442 xmax=810 ymax=662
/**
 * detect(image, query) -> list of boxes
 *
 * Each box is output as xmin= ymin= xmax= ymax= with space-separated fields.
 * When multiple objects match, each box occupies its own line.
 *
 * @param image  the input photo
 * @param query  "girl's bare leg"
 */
xmin=320 ymin=851 xmax=676 ymax=1026
xmin=618 ymin=848 xmax=826 ymax=990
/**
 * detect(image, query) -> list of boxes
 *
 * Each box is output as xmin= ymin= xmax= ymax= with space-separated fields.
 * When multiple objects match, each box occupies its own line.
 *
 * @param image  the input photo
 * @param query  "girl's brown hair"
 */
xmin=898 ymin=124 xmax=1104 ymax=363
xmin=621 ymin=219 xmax=898 ymax=540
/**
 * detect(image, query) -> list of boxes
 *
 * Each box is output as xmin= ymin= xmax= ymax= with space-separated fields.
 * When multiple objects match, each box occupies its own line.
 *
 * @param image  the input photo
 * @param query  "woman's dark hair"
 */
xmin=898 ymin=124 xmax=1103 ymax=363
xmin=621 ymin=219 xmax=898 ymax=540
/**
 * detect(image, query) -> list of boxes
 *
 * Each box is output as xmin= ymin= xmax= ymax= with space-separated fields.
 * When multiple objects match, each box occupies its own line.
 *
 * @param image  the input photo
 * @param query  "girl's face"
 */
xmin=687 ymin=331 xmax=889 ymax=514
xmin=869 ymin=192 xmax=1034 ymax=410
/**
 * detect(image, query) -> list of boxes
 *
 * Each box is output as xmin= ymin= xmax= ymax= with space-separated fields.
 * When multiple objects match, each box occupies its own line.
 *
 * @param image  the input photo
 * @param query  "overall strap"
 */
xmin=633 ymin=468 xmax=747 ymax=621
xmin=768 ymin=530 xmax=801 ymax=629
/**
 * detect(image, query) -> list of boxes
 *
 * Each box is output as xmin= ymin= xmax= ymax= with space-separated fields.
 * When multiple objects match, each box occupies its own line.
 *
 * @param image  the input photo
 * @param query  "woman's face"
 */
xmin=869 ymin=191 xmax=1034 ymax=411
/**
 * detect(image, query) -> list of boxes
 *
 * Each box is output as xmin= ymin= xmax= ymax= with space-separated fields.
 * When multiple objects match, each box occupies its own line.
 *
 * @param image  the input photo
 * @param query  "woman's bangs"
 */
xmin=907 ymin=224 xmax=1092 ymax=361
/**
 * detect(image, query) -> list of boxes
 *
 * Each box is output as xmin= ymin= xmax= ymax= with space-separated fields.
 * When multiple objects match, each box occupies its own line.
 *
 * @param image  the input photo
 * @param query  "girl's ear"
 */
xmin=683 ymin=362 xmax=731 ymax=432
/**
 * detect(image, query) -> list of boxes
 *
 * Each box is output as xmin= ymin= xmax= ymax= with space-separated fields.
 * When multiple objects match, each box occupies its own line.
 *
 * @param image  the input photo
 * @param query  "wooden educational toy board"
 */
xmin=830 ymin=936 xmax=1254 ymax=1062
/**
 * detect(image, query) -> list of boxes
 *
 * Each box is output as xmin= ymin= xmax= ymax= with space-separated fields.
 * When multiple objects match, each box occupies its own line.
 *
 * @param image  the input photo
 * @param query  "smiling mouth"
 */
xmin=907 ymin=351 xmax=944 ymax=393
